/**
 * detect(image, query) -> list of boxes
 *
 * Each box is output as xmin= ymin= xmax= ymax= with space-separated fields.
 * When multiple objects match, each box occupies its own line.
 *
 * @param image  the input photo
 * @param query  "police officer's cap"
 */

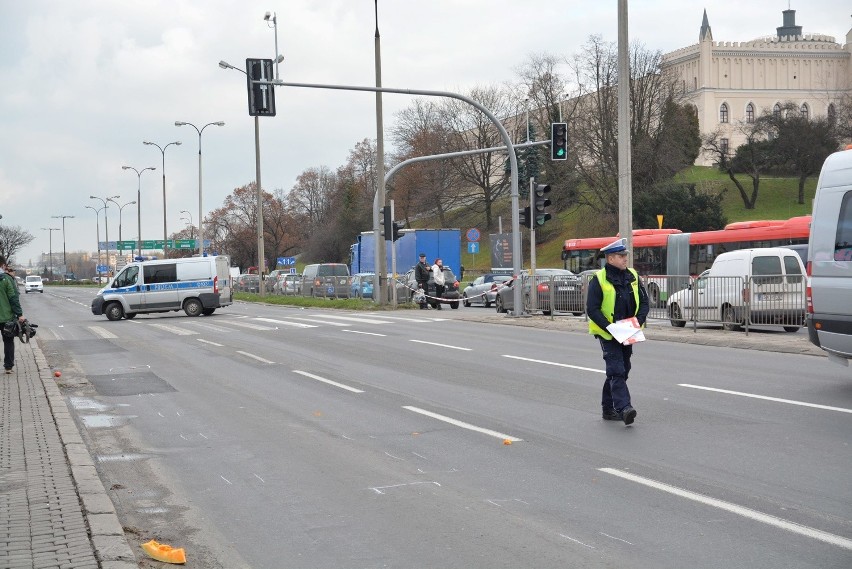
xmin=600 ymin=238 xmax=628 ymax=255
xmin=419 ymin=252 xmax=426 ymax=257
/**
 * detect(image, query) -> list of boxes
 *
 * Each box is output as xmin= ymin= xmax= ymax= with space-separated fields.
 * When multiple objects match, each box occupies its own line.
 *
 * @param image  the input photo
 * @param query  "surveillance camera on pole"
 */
xmin=245 ymin=58 xmax=276 ymax=117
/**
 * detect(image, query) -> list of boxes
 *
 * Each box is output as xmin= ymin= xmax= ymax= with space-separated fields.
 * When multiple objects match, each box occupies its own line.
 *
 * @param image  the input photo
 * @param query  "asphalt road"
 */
xmin=24 ymin=287 xmax=852 ymax=569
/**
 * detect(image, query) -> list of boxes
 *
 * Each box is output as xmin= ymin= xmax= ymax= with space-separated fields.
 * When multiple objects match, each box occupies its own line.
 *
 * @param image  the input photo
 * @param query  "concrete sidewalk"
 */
xmin=0 ymin=340 xmax=136 ymax=569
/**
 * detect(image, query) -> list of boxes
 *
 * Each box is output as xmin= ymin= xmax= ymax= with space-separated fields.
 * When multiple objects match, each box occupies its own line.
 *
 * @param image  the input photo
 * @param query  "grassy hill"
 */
xmin=448 ymin=167 xmax=816 ymax=277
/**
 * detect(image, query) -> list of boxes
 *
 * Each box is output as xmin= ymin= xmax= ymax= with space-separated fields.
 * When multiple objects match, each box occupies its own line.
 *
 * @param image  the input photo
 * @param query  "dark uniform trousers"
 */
xmin=598 ymin=337 xmax=633 ymax=412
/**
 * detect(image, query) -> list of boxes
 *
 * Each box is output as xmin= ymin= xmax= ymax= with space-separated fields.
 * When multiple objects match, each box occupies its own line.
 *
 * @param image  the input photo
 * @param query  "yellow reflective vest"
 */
xmin=588 ymin=267 xmax=640 ymax=340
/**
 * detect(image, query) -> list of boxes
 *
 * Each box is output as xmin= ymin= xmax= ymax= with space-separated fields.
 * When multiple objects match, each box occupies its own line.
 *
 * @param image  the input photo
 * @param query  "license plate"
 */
xmin=758 ymin=293 xmax=782 ymax=301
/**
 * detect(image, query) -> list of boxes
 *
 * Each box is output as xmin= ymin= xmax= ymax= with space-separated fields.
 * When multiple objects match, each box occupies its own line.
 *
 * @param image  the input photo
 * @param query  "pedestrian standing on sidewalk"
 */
xmin=0 ymin=256 xmax=25 ymax=374
xmin=431 ymin=258 xmax=446 ymax=310
xmin=586 ymin=239 xmax=649 ymax=425
xmin=414 ymin=253 xmax=431 ymax=309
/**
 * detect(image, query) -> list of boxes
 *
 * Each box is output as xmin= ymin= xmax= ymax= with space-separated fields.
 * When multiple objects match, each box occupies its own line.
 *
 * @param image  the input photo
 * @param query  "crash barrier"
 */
xmin=521 ymin=273 xmax=584 ymax=317
xmin=658 ymin=273 xmax=806 ymax=335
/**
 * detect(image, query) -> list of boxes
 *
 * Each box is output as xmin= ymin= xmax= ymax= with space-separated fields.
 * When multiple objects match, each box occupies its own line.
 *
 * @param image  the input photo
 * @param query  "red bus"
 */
xmin=562 ymin=215 xmax=810 ymax=304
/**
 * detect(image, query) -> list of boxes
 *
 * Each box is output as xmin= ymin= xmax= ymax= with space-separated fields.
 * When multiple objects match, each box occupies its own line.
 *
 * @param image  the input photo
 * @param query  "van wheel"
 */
xmin=647 ymin=283 xmax=660 ymax=308
xmin=722 ymin=305 xmax=742 ymax=331
xmin=202 ymin=308 xmax=215 ymax=316
xmin=669 ymin=304 xmax=686 ymax=327
xmin=783 ymin=326 xmax=799 ymax=333
xmin=105 ymin=303 xmax=124 ymax=321
xmin=183 ymin=299 xmax=203 ymax=317
xmin=124 ymin=313 xmax=137 ymax=320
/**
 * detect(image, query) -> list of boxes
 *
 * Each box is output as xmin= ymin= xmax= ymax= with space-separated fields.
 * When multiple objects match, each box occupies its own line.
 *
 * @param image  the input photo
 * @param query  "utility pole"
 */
xmin=617 ymin=0 xmax=634 ymax=252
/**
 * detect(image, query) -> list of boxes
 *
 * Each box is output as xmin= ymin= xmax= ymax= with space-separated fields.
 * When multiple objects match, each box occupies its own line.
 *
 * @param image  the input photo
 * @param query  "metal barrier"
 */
xmin=522 ymin=273 xmax=584 ymax=317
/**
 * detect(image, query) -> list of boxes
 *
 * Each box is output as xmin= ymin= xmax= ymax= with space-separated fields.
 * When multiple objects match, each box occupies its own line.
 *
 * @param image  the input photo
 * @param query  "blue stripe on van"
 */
xmin=103 ymin=279 xmax=215 ymax=296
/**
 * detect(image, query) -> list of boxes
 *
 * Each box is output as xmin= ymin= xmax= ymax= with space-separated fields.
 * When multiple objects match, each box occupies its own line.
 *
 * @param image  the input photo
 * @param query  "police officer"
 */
xmin=586 ymin=238 xmax=649 ymax=425
xmin=414 ymin=253 xmax=431 ymax=309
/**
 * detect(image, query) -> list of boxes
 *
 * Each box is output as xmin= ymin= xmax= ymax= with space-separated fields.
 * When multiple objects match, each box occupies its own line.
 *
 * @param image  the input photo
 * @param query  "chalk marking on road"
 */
xmin=146 ymin=322 xmax=198 ymax=336
xmin=384 ymin=452 xmax=404 ymax=461
xmin=599 ymin=467 xmax=852 ymax=550
xmin=254 ymin=473 xmax=265 ymax=483
xmin=342 ymin=329 xmax=386 ymax=337
xmin=678 ymin=384 xmax=852 ymax=414
xmin=157 ymin=412 xmax=164 ymax=418
xmin=410 ymin=339 xmax=471 ymax=351
xmin=368 ymin=481 xmax=441 ymax=495
xmin=199 ymin=433 xmax=208 ymax=439
xmin=502 ymin=354 xmax=605 ymax=374
xmin=559 ymin=534 xmax=595 ymax=549
xmin=600 ymin=532 xmax=634 ymax=545
xmin=403 ymin=406 xmax=522 ymax=442
xmin=253 ymin=317 xmax=318 ymax=328
xmin=88 ymin=326 xmax=118 ymax=339
xmin=236 ymin=351 xmax=275 ymax=364
xmin=220 ymin=475 xmax=232 ymax=485
xmin=179 ymin=434 xmax=188 ymax=441
xmin=411 ymin=452 xmax=428 ymax=460
xmin=292 ymin=370 xmax=365 ymax=393
xmin=196 ymin=338 xmax=224 ymax=347
xmin=309 ymin=314 xmax=395 ymax=324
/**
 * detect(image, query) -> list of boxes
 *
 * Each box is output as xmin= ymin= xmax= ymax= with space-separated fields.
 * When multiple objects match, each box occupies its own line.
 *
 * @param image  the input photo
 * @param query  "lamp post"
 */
xmin=90 ymin=195 xmax=119 ymax=272
xmin=121 ymin=166 xmax=156 ymax=257
xmin=180 ymin=210 xmax=194 ymax=240
xmin=51 ymin=214 xmax=75 ymax=275
xmin=41 ymin=227 xmax=60 ymax=279
xmin=180 ymin=216 xmax=194 ymax=239
xmin=143 ymin=140 xmax=181 ymax=258
xmin=107 ymin=198 xmax=136 ymax=243
xmin=84 ymin=205 xmax=104 ymax=279
xmin=174 ymin=121 xmax=224 ymax=256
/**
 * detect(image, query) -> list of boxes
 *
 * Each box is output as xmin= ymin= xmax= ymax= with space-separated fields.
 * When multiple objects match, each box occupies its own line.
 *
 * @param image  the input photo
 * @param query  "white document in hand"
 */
xmin=605 ymin=317 xmax=646 ymax=345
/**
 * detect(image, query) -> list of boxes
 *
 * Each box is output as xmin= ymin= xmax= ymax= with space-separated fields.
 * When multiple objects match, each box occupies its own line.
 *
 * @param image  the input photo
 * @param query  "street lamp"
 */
xmin=180 ymin=215 xmax=194 ymax=239
xmin=84 ymin=205 xmax=104 ymax=279
xmin=174 ymin=120 xmax=224 ymax=256
xmin=90 ymin=195 xmax=120 ymax=272
xmin=107 ymin=198 xmax=136 ymax=243
xmin=143 ymin=140 xmax=181 ymax=258
xmin=51 ymin=214 xmax=75 ymax=272
xmin=41 ymin=227 xmax=60 ymax=279
xmin=121 ymin=166 xmax=156 ymax=257
xmin=179 ymin=210 xmax=194 ymax=239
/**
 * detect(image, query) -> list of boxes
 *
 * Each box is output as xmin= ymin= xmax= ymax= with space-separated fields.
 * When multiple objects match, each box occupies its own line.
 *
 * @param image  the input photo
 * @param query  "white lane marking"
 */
xmin=219 ymin=320 xmax=275 ymax=331
xmin=146 ymin=323 xmax=198 ymax=336
xmin=363 ymin=314 xmax=435 ymax=323
xmin=678 ymin=384 xmax=852 ymax=414
xmin=88 ymin=326 xmax=118 ymax=339
xmin=253 ymin=317 xmax=318 ymax=328
xmin=599 ymin=468 xmax=852 ymax=551
xmin=559 ymin=534 xmax=595 ymax=549
xmin=410 ymin=339 xmax=471 ymax=351
xmin=197 ymin=338 xmax=224 ymax=347
xmin=369 ymin=481 xmax=441 ymax=495
xmin=236 ymin=351 xmax=275 ymax=364
xmin=220 ymin=475 xmax=232 ymax=485
xmin=502 ymin=354 xmax=605 ymax=374
xmin=308 ymin=314 xmax=394 ymax=324
xmin=342 ymin=329 xmax=386 ymax=337
xmin=189 ymin=322 xmax=233 ymax=333
xmin=254 ymin=473 xmax=265 ymax=483
xmin=600 ymin=532 xmax=634 ymax=545
xmin=292 ymin=370 xmax=365 ymax=393
xmin=403 ymin=406 xmax=522 ymax=442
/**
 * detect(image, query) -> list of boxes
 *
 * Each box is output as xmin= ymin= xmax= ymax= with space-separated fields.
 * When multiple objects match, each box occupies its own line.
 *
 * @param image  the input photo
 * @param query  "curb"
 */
xmin=30 ymin=338 xmax=138 ymax=569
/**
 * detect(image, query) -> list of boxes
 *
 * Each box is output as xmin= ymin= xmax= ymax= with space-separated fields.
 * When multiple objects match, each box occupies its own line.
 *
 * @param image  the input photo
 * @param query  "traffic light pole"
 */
xmin=529 ymin=177 xmax=536 ymax=315
xmin=389 ymin=200 xmax=398 ymax=307
xmin=256 ymin=78 xmax=525 ymax=314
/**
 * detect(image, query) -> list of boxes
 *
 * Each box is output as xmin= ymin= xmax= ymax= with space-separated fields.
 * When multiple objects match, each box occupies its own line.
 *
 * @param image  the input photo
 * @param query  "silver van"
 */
xmin=807 ymin=147 xmax=852 ymax=366
xmin=91 ymin=256 xmax=233 ymax=320
xmin=300 ymin=263 xmax=351 ymax=298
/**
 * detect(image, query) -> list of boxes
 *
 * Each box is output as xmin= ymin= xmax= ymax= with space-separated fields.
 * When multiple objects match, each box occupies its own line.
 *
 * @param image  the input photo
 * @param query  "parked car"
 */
xmin=495 ymin=269 xmax=582 ymax=315
xmin=462 ymin=273 xmax=511 ymax=307
xmin=235 ymin=273 xmax=260 ymax=293
xmin=300 ymin=263 xmax=351 ymax=298
xmin=350 ymin=273 xmax=375 ymax=299
xmin=273 ymin=273 xmax=301 ymax=295
xmin=24 ymin=275 xmax=44 ymax=293
xmin=265 ymin=269 xmax=288 ymax=293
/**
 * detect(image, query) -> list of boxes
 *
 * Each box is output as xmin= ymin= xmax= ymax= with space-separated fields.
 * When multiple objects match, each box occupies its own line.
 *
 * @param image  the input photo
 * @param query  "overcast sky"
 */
xmin=1 ymin=0 xmax=849 ymax=268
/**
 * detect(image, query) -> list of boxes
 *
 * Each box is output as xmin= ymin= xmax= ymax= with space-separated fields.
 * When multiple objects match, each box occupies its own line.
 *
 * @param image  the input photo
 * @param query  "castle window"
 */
xmin=720 ymin=138 xmax=729 ymax=156
xmin=720 ymin=103 xmax=729 ymax=124
xmin=800 ymin=103 xmax=809 ymax=120
xmin=773 ymin=103 xmax=782 ymax=118
xmin=828 ymin=103 xmax=837 ymax=124
xmin=746 ymin=103 xmax=755 ymax=123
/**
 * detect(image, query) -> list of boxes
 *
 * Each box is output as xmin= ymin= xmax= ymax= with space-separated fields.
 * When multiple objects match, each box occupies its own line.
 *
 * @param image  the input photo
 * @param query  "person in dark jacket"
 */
xmin=414 ymin=253 xmax=431 ymax=309
xmin=586 ymin=239 xmax=649 ymax=425
xmin=0 ymin=257 xmax=26 ymax=374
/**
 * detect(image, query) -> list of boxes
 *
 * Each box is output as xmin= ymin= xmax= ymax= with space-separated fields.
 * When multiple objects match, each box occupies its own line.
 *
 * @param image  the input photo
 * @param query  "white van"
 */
xmin=91 ymin=256 xmax=233 ymax=321
xmin=667 ymin=247 xmax=806 ymax=331
xmin=807 ymin=147 xmax=852 ymax=366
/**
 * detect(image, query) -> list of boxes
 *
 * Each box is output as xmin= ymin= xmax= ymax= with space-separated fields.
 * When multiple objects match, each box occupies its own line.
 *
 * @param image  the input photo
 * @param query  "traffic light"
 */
xmin=533 ymin=184 xmax=552 ymax=227
xmin=551 ymin=122 xmax=567 ymax=161
xmin=246 ymin=58 xmax=276 ymax=117
xmin=520 ymin=205 xmax=532 ymax=229
xmin=380 ymin=206 xmax=392 ymax=239
xmin=391 ymin=220 xmax=404 ymax=242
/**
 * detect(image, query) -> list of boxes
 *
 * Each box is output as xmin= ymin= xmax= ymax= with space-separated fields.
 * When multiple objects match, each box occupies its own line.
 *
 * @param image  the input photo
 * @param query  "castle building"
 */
xmin=661 ymin=8 xmax=852 ymax=165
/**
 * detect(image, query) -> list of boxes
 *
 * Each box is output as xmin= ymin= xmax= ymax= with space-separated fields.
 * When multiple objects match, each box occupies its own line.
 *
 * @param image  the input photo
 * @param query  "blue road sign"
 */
xmin=278 ymin=256 xmax=296 ymax=266
xmin=96 ymin=265 xmax=109 ymax=273
xmin=466 ymin=228 xmax=481 ymax=242
xmin=467 ymin=242 xmax=480 ymax=254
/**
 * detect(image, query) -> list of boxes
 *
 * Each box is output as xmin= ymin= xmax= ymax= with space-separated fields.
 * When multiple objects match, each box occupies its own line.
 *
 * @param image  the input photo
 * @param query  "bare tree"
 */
xmin=0 ymin=225 xmax=35 ymax=264
xmin=702 ymin=121 xmax=772 ymax=210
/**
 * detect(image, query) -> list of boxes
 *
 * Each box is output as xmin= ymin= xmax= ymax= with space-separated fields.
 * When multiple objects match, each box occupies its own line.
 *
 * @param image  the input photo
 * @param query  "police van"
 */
xmin=91 ymin=256 xmax=233 ymax=321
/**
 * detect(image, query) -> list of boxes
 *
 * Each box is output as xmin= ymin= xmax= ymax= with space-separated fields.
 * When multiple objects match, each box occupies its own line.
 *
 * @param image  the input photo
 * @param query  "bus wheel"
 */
xmin=105 ymin=303 xmax=124 ymax=321
xmin=669 ymin=304 xmax=686 ymax=328
xmin=647 ymin=283 xmax=660 ymax=308
xmin=183 ymin=298 xmax=203 ymax=317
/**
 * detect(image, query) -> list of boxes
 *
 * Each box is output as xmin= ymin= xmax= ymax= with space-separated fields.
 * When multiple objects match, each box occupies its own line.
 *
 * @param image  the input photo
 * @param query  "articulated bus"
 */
xmin=562 ymin=215 xmax=810 ymax=305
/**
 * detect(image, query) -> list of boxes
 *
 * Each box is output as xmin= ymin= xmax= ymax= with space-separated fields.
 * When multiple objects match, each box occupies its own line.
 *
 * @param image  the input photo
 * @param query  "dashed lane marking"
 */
xmin=145 ymin=322 xmax=198 ymax=336
xmin=307 ymin=314 xmax=395 ymax=324
xmin=410 ymin=340 xmax=471 ymax=351
xmin=236 ymin=351 xmax=275 ymax=364
xmin=253 ymin=317 xmax=318 ymax=328
xmin=679 ymin=384 xmax=852 ymax=414
xmin=218 ymin=320 xmax=276 ymax=331
xmin=502 ymin=354 xmax=605 ymax=374
xmin=196 ymin=338 xmax=224 ymax=347
xmin=292 ymin=370 xmax=365 ymax=393
xmin=403 ymin=406 xmax=522 ymax=442
xmin=599 ymin=468 xmax=852 ymax=550
xmin=342 ymin=330 xmax=386 ymax=337
xmin=88 ymin=326 xmax=118 ymax=339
